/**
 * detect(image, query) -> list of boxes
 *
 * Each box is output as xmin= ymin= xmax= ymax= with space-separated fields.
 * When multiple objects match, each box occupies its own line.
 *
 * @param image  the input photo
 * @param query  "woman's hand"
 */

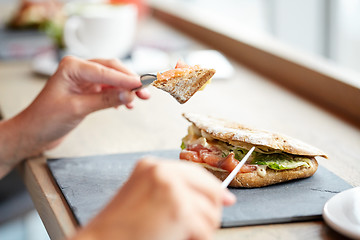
xmin=0 ymin=56 xmax=150 ymax=178
xmin=19 ymin=57 xmax=150 ymax=146
xmin=72 ymin=158 xmax=236 ymax=240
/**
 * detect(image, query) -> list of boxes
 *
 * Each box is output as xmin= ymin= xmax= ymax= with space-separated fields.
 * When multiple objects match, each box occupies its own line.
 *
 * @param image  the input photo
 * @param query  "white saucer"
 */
xmin=31 ymin=50 xmax=59 ymax=77
xmin=323 ymin=187 xmax=360 ymax=239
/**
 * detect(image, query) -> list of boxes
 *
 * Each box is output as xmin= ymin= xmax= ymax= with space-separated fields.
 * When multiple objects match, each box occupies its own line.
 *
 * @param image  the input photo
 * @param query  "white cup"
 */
xmin=64 ymin=3 xmax=137 ymax=59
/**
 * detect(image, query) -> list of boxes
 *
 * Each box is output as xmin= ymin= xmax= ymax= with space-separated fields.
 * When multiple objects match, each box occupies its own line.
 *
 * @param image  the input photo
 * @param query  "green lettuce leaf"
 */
xmin=252 ymin=153 xmax=310 ymax=170
xmin=180 ymin=141 xmax=186 ymax=150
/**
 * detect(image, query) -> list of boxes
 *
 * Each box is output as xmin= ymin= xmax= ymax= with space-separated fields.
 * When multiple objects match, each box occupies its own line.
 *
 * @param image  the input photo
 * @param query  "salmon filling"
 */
xmin=180 ymin=124 xmax=314 ymax=175
xmin=180 ymin=144 xmax=256 ymax=173
xmin=156 ymin=60 xmax=200 ymax=83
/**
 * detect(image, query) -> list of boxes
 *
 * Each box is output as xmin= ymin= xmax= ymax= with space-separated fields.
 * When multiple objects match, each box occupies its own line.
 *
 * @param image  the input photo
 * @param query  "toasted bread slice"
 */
xmin=152 ymin=67 xmax=216 ymax=104
xmin=200 ymin=159 xmax=318 ymax=188
xmin=183 ymin=113 xmax=328 ymax=158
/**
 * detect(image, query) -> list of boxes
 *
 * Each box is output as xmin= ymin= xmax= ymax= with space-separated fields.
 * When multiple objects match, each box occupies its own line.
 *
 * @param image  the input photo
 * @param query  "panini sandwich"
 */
xmin=180 ymin=113 xmax=328 ymax=188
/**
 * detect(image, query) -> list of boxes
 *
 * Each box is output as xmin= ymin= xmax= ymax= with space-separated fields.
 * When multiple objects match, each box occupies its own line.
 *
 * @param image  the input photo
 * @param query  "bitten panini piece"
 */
xmin=180 ymin=113 xmax=328 ymax=188
xmin=152 ymin=61 xmax=215 ymax=104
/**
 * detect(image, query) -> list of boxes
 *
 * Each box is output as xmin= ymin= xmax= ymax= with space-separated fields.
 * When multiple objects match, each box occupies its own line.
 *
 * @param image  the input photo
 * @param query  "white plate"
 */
xmin=323 ymin=187 xmax=360 ymax=239
xmin=31 ymin=50 xmax=59 ymax=77
xmin=185 ymin=50 xmax=234 ymax=79
xmin=171 ymin=50 xmax=235 ymax=79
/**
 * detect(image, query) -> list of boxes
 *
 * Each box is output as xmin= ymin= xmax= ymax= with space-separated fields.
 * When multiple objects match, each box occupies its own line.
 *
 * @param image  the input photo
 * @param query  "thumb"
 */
xmin=222 ymin=189 xmax=236 ymax=206
xmin=79 ymin=90 xmax=135 ymax=114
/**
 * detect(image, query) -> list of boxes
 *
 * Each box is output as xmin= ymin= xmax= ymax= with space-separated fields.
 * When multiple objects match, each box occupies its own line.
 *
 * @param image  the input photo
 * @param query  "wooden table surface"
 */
xmin=0 ymin=18 xmax=359 ymax=240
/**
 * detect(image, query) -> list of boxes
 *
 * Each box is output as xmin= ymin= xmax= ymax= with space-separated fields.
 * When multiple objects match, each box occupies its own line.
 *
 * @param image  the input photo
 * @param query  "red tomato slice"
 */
xmin=187 ymin=144 xmax=206 ymax=152
xmin=181 ymin=144 xmax=256 ymax=173
xmin=179 ymin=150 xmax=203 ymax=163
xmin=175 ymin=59 xmax=190 ymax=69
xmin=200 ymin=151 xmax=223 ymax=167
xmin=217 ymin=153 xmax=257 ymax=173
xmin=217 ymin=153 xmax=238 ymax=172
xmin=157 ymin=60 xmax=201 ymax=82
xmin=239 ymin=164 xmax=257 ymax=173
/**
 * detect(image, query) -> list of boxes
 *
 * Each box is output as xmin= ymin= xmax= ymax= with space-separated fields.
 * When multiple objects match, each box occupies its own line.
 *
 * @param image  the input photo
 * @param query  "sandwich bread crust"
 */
xmin=201 ymin=158 xmax=318 ymax=188
xmin=183 ymin=113 xmax=328 ymax=158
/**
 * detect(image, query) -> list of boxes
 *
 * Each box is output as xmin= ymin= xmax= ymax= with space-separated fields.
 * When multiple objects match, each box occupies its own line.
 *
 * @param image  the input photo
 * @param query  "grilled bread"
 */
xmin=180 ymin=113 xmax=327 ymax=188
xmin=152 ymin=61 xmax=215 ymax=104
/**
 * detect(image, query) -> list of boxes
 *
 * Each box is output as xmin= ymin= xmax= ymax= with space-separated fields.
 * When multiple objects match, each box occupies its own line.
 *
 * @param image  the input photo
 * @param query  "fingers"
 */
xmin=77 ymin=90 xmax=136 ymax=114
xmin=59 ymin=56 xmax=142 ymax=89
xmin=125 ymin=102 xmax=134 ymax=109
xmin=54 ymin=56 xmax=152 ymax=114
xmin=222 ymin=189 xmax=236 ymax=206
xmin=127 ymin=159 xmax=226 ymax=240
xmin=192 ymin=192 xmax=221 ymax=228
xmin=183 ymin=163 xmax=236 ymax=206
xmin=89 ymin=59 xmax=151 ymax=100
xmin=72 ymin=88 xmax=147 ymax=116
xmin=178 ymin=162 xmax=224 ymax=206
xmin=185 ymin=192 xmax=219 ymax=240
xmin=89 ymin=58 xmax=136 ymax=76
xmin=90 ymin=59 xmax=152 ymax=100
xmin=118 ymin=91 xmax=134 ymax=105
xmin=181 ymin=162 xmax=236 ymax=207
xmin=138 ymin=159 xmax=236 ymax=207
xmin=85 ymin=58 xmax=151 ymax=100
xmin=188 ymin=220 xmax=216 ymax=240
xmin=135 ymin=88 xmax=151 ymax=100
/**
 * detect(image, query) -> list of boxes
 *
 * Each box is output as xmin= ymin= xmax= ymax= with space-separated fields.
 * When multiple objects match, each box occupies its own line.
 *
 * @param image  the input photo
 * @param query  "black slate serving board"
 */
xmin=47 ymin=150 xmax=352 ymax=227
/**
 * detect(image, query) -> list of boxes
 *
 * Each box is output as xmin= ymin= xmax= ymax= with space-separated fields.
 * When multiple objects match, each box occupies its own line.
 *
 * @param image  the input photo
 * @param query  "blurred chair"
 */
xmin=0 ymin=170 xmax=34 ymax=224
xmin=0 ymin=112 xmax=34 ymax=224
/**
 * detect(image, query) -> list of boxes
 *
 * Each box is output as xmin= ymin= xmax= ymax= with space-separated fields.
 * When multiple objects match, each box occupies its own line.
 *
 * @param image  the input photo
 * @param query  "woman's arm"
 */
xmin=71 ymin=158 xmax=236 ymax=240
xmin=0 ymin=56 xmax=150 ymax=179
xmin=0 ymin=117 xmax=27 ymax=177
xmin=0 ymin=56 xmax=236 ymax=240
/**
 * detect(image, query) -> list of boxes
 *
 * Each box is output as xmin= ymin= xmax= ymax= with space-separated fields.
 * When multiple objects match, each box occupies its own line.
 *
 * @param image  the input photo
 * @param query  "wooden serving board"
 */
xmin=47 ymin=150 xmax=352 ymax=227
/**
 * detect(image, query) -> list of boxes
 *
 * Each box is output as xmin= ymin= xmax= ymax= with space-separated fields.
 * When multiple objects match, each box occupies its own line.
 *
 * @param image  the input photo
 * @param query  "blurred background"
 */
xmin=168 ymin=0 xmax=360 ymax=72
xmin=1 ymin=0 xmax=360 ymax=72
xmin=0 ymin=0 xmax=359 ymax=239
